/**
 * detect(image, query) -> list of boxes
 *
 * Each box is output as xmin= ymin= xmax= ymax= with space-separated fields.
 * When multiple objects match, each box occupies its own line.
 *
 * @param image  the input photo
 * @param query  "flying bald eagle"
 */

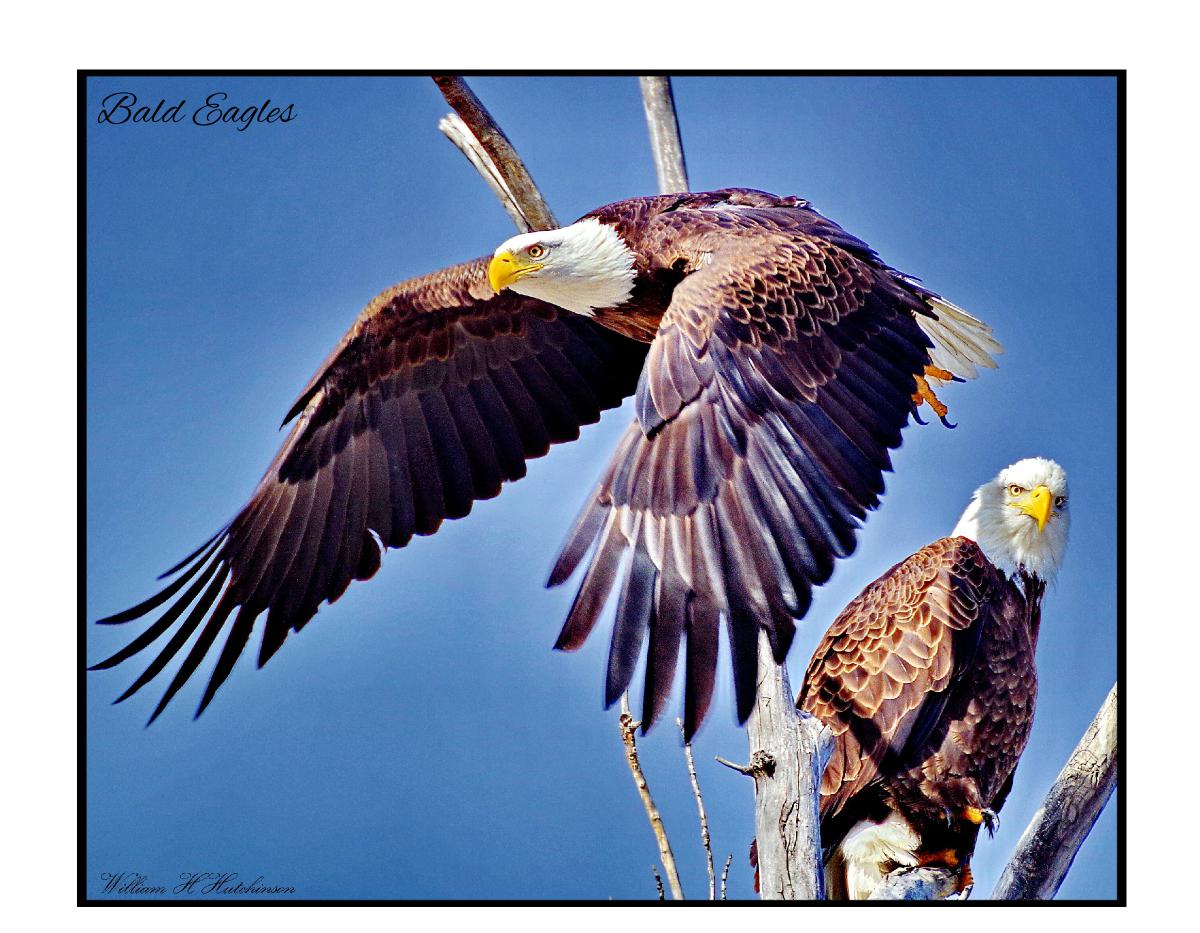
xmin=796 ymin=457 xmax=1069 ymax=899
xmin=91 ymin=188 xmax=1001 ymax=736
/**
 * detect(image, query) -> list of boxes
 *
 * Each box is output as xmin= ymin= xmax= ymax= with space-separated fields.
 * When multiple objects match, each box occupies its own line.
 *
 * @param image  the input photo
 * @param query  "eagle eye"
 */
xmin=1055 ymin=496 xmax=1067 ymax=508
xmin=1007 ymin=484 xmax=1024 ymax=497
xmin=527 ymin=244 xmax=546 ymax=259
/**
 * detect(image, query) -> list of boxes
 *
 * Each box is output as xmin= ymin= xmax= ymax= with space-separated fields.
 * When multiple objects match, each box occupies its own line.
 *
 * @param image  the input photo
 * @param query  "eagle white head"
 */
xmin=488 ymin=218 xmax=637 ymax=316
xmin=951 ymin=457 xmax=1070 ymax=582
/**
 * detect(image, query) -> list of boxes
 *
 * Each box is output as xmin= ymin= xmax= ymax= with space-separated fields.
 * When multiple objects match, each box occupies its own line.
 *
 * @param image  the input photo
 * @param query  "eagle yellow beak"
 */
xmin=488 ymin=251 xmax=543 ymax=294
xmin=1018 ymin=485 xmax=1053 ymax=533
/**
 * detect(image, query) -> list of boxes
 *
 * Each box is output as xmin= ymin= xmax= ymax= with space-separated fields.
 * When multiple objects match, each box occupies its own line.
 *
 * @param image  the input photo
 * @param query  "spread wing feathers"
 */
xmin=92 ymin=258 xmax=648 ymax=722
xmin=550 ymin=214 xmax=936 ymax=738
xmin=796 ymin=537 xmax=1001 ymax=820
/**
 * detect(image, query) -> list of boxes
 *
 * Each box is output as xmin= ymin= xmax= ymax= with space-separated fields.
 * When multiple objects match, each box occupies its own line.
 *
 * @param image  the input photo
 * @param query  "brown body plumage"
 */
xmin=797 ymin=536 xmax=1044 ymax=898
xmin=93 ymin=188 xmax=1000 ymax=734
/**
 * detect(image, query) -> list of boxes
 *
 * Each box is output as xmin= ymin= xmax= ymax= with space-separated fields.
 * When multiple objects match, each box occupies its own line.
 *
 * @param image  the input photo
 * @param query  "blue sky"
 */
xmin=85 ymin=75 xmax=1117 ymax=900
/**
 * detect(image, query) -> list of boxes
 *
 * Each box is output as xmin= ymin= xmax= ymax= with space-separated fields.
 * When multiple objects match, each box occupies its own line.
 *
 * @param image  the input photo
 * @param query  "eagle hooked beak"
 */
xmin=488 ymin=251 xmax=543 ymax=294
xmin=1017 ymin=485 xmax=1053 ymax=533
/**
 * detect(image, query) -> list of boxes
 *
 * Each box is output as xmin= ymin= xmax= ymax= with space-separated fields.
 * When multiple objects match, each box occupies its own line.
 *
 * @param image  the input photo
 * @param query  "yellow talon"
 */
xmin=962 ymin=806 xmax=984 ymax=825
xmin=912 ymin=374 xmax=950 ymax=419
xmin=912 ymin=366 xmax=959 ymax=428
xmin=923 ymin=365 xmax=958 ymax=385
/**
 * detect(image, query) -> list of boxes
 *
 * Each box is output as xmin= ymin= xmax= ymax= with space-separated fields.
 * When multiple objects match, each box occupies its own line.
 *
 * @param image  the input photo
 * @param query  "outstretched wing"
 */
xmin=796 ymin=537 xmax=1000 ymax=820
xmin=91 ymin=257 xmax=648 ymax=722
xmin=549 ymin=206 xmax=947 ymax=738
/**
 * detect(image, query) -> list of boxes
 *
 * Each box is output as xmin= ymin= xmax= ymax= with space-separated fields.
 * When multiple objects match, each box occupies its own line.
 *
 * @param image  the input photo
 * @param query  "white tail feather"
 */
xmin=917 ymin=297 xmax=1003 ymax=381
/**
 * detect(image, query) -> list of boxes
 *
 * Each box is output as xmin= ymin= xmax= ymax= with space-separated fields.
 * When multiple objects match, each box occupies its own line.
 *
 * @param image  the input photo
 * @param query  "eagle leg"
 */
xmin=911 ymin=370 xmax=957 ymax=428
xmin=956 ymin=861 xmax=975 ymax=896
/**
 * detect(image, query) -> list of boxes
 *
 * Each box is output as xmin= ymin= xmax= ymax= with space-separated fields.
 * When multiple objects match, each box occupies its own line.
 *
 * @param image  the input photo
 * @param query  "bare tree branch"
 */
xmin=869 ymin=866 xmax=960 ymax=900
xmin=991 ymin=683 xmax=1118 ymax=900
xmin=431 ymin=76 xmax=559 ymax=232
xmin=678 ymin=718 xmax=716 ymax=899
xmin=618 ymin=697 xmax=685 ymax=900
xmin=436 ymin=113 xmax=531 ymax=234
xmin=745 ymin=630 xmax=835 ymax=900
xmin=721 ymin=853 xmax=733 ymax=900
xmin=638 ymin=77 xmax=690 ymax=194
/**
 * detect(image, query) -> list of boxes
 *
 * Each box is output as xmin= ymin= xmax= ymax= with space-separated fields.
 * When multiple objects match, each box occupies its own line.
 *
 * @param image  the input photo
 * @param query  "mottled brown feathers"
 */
xmin=796 ymin=535 xmax=1041 ymax=862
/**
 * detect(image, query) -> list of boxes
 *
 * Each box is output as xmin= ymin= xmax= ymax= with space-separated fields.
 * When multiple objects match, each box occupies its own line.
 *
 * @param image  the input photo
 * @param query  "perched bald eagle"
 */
xmin=797 ymin=457 xmax=1069 ymax=899
xmin=91 ymin=188 xmax=1000 ymax=736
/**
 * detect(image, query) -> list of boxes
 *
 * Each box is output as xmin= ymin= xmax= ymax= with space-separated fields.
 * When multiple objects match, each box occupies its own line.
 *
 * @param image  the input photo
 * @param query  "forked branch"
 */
xmin=431 ymin=76 xmax=559 ymax=232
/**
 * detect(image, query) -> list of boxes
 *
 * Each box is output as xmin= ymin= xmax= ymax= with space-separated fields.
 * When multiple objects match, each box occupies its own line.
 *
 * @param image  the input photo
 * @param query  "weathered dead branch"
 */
xmin=745 ymin=630 xmax=834 ymax=900
xmin=991 ymin=683 xmax=1118 ymax=900
xmin=431 ymin=76 xmax=558 ymax=232
xmin=638 ymin=77 xmax=689 ymax=194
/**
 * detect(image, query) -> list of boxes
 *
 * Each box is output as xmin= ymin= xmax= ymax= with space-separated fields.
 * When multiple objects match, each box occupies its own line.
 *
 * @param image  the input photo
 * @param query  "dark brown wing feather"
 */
xmin=92 ymin=257 xmax=648 ymax=722
xmin=796 ymin=536 xmax=1003 ymax=821
xmin=550 ymin=200 xmax=936 ymax=737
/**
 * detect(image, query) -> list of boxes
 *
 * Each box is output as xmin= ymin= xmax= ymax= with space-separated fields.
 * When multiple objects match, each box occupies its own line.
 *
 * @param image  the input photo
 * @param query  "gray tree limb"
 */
xmin=991 ymin=683 xmax=1118 ymax=900
xmin=745 ymin=630 xmax=835 ymax=900
xmin=638 ymin=77 xmax=689 ymax=194
xmin=431 ymin=76 xmax=559 ymax=232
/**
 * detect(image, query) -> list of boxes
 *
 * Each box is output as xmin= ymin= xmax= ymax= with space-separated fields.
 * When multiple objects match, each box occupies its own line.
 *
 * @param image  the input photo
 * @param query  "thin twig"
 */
xmin=638 ymin=77 xmax=690 ymax=194
xmin=721 ymin=854 xmax=733 ymax=900
xmin=991 ymin=683 xmax=1118 ymax=900
xmin=678 ymin=718 xmax=716 ymax=899
xmin=618 ymin=696 xmax=684 ymax=900
xmin=651 ymin=865 xmax=665 ymax=901
xmin=431 ymin=76 xmax=559 ymax=231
